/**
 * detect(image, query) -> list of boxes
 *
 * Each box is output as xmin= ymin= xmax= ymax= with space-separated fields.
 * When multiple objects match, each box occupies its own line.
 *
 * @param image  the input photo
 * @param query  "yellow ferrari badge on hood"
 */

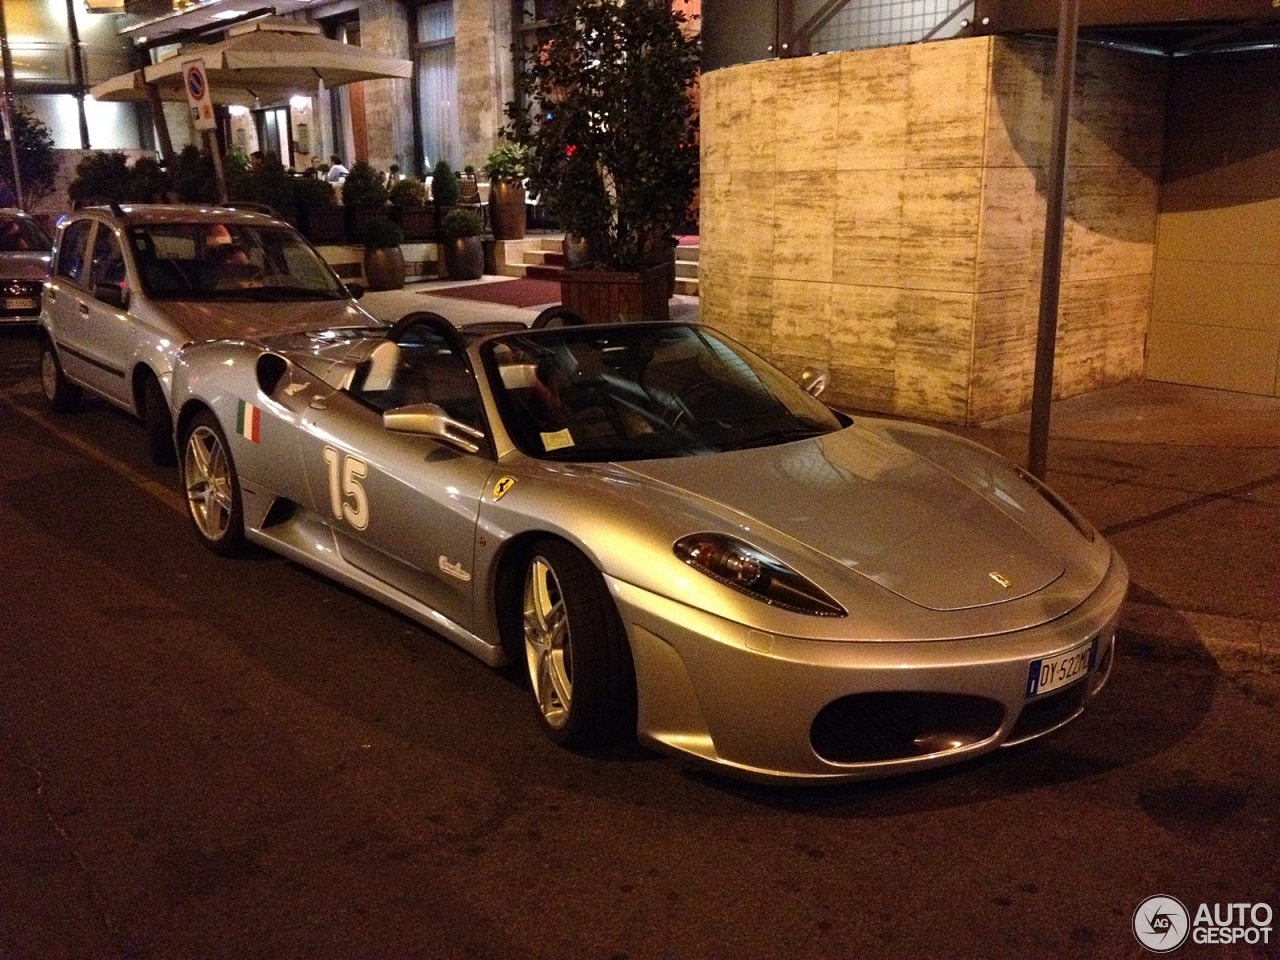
xmin=493 ymin=476 xmax=517 ymax=501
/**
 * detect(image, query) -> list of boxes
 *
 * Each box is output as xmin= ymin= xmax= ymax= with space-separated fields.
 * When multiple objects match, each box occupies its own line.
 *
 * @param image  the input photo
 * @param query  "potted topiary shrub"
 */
xmin=484 ymin=141 xmax=530 ymax=241
xmin=341 ymin=160 xmax=390 ymax=240
xmin=429 ymin=160 xmax=459 ymax=241
xmin=388 ymin=176 xmax=432 ymax=241
xmin=506 ymin=0 xmax=699 ymax=322
xmin=357 ymin=215 xmax=407 ymax=291
xmin=440 ymin=207 xmax=484 ymax=281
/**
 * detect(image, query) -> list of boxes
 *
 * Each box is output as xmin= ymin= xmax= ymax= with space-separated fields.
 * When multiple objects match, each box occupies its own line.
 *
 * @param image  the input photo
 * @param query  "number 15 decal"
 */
xmin=323 ymin=446 xmax=370 ymax=530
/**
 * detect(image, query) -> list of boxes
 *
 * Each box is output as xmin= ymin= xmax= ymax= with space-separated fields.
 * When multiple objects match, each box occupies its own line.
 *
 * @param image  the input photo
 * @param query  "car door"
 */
xmin=295 ymin=335 xmax=495 ymax=632
xmin=47 ymin=219 xmax=135 ymax=406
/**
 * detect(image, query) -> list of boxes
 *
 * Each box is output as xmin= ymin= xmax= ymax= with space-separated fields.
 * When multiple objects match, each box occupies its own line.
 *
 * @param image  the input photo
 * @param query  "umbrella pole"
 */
xmin=145 ymin=83 xmax=176 ymax=167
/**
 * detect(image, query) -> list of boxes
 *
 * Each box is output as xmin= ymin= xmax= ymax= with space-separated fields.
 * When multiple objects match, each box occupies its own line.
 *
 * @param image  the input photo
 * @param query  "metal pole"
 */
xmin=63 ymin=0 xmax=91 ymax=148
xmin=1027 ymin=0 xmax=1080 ymax=479
xmin=0 ymin=0 xmax=25 ymax=208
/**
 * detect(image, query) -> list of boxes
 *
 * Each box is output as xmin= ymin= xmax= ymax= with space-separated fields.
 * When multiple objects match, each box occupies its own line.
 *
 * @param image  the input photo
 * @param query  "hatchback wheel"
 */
xmin=39 ymin=336 xmax=80 ymax=413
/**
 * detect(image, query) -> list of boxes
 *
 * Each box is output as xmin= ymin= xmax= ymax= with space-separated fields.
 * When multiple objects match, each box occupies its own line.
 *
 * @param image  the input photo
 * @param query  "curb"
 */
xmin=1120 ymin=601 xmax=1280 ymax=673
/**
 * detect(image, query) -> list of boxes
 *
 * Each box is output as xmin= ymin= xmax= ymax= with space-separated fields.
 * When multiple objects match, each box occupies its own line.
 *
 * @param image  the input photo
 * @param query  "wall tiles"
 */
xmin=899 ymin=166 xmax=983 ymax=293
xmin=829 ymin=283 xmax=900 ymax=413
xmin=987 ymin=40 xmax=1052 ymax=171
xmin=773 ymin=170 xmax=836 ymax=283
xmin=907 ymin=38 xmax=991 ymax=170
xmin=837 ymin=45 xmax=909 ymax=172
xmin=833 ymin=169 xmax=904 ymax=288
xmin=771 ymin=279 xmax=833 ymax=378
xmin=774 ymin=55 xmax=842 ymax=173
xmin=976 ymin=163 xmax=1045 ymax=294
xmin=1156 ymin=197 xmax=1280 ymax=267
xmin=1071 ymin=46 xmax=1168 ymax=171
xmin=1151 ymin=259 xmax=1280 ymax=333
xmin=1064 ymin=164 xmax=1160 ymax=283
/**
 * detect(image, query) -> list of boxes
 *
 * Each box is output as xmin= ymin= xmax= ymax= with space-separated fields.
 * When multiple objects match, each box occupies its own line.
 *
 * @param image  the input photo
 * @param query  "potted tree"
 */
xmin=440 ymin=207 xmax=484 ymax=280
xmin=483 ymin=141 xmax=530 ymax=241
xmin=341 ymin=160 xmax=390 ymax=241
xmin=389 ymin=177 xmax=432 ymax=241
xmin=430 ymin=160 xmax=460 ymax=241
xmin=506 ymin=0 xmax=699 ymax=322
xmin=357 ymin=216 xmax=407 ymax=291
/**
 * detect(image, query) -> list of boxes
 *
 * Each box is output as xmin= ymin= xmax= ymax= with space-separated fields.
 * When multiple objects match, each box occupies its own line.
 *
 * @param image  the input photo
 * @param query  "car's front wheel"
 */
xmin=39 ymin=335 xmax=80 ymax=413
xmin=520 ymin=539 xmax=636 ymax=747
xmin=181 ymin=410 xmax=246 ymax=556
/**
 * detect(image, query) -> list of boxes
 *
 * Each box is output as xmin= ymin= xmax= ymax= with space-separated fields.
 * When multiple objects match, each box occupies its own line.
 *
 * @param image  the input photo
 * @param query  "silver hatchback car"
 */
xmin=37 ymin=203 xmax=382 ymax=463
xmin=0 ymin=208 xmax=53 ymax=324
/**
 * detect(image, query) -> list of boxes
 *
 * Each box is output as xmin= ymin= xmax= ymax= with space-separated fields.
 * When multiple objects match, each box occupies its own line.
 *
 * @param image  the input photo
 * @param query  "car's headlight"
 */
xmin=674 ymin=533 xmax=846 ymax=617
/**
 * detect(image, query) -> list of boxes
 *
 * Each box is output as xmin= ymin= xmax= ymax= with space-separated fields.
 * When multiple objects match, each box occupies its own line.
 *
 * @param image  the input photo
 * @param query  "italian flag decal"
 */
xmin=236 ymin=400 xmax=261 ymax=443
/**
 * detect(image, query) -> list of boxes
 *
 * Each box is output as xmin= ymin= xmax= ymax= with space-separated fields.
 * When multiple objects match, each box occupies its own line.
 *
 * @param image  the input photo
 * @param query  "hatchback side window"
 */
xmin=55 ymin=219 xmax=93 ymax=285
xmin=89 ymin=226 xmax=126 ymax=289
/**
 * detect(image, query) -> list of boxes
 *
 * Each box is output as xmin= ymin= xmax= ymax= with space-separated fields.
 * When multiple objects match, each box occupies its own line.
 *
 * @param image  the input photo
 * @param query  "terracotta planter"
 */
xmin=560 ymin=261 xmax=671 ymax=323
xmin=489 ymin=180 xmax=527 ymax=240
xmin=364 ymin=246 xmax=406 ymax=291
xmin=442 ymin=236 xmax=484 ymax=280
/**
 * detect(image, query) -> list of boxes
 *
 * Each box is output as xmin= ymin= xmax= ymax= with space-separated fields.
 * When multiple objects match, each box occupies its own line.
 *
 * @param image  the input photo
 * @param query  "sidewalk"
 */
xmin=366 ymin=280 xmax=1280 ymax=674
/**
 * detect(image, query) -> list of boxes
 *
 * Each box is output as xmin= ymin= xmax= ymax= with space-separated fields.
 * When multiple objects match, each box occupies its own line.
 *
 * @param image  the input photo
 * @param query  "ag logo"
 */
xmin=1134 ymin=895 xmax=1190 ymax=953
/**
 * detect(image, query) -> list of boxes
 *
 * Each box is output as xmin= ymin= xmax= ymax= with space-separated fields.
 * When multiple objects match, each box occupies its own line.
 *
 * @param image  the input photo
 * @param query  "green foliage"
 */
xmin=483 ymin=142 xmax=530 ymax=183
xmin=170 ymin=146 xmax=218 ymax=203
xmin=231 ymin=152 xmax=295 ymax=211
xmin=430 ymin=161 xmax=459 ymax=205
xmin=0 ymin=105 xmax=57 ymax=204
xmin=505 ymin=0 xmax=699 ymax=269
xmin=341 ymin=160 xmax=388 ymax=209
xmin=442 ymin=207 xmax=483 ymax=239
xmin=388 ymin=177 xmax=427 ymax=208
xmin=69 ymin=151 xmax=133 ymax=204
xmin=294 ymin=176 xmax=337 ymax=208
xmin=356 ymin=215 xmax=404 ymax=248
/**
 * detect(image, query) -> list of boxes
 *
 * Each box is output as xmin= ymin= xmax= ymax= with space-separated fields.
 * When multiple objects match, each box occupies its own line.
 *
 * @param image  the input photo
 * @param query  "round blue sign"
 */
xmin=187 ymin=68 xmax=206 ymax=99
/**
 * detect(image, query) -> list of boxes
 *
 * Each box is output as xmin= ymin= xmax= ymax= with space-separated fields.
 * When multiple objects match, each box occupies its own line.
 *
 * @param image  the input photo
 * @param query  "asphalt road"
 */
xmin=1 ymin=326 xmax=1277 ymax=960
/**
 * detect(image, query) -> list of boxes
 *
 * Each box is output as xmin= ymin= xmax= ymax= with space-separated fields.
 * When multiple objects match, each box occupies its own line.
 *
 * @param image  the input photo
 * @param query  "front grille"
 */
xmin=811 ymin=692 xmax=1005 ymax=764
xmin=0 ymin=278 xmax=43 ymax=316
xmin=1006 ymin=679 xmax=1089 ymax=745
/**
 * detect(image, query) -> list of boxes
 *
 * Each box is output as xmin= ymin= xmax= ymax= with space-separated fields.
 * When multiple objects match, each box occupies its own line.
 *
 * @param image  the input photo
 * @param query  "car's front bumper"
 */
xmin=611 ymin=549 xmax=1128 ymax=784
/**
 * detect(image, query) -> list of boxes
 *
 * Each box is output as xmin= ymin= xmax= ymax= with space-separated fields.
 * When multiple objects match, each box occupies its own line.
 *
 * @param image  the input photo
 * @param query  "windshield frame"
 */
xmin=480 ymin=322 xmax=843 ymax=463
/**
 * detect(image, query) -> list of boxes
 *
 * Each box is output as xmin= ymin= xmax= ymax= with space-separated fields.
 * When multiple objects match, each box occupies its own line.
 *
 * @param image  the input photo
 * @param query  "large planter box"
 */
xmin=392 ymin=205 xmax=437 ymax=242
xmin=560 ymin=262 xmax=671 ymax=323
xmin=298 ymin=206 xmax=346 ymax=244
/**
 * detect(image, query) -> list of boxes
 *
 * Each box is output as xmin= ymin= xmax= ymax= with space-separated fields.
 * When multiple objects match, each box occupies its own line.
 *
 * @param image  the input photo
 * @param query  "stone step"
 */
xmin=675 ymin=276 xmax=699 ymax=296
xmin=522 ymin=249 xmax=565 ymax=267
xmin=676 ymin=243 xmax=699 ymax=262
xmin=675 ymin=259 xmax=699 ymax=280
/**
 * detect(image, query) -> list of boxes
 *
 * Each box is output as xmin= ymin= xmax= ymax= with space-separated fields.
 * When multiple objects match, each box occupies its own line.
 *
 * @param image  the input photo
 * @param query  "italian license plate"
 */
xmin=1026 ymin=638 xmax=1096 ymax=697
xmin=3 ymin=297 xmax=35 ymax=311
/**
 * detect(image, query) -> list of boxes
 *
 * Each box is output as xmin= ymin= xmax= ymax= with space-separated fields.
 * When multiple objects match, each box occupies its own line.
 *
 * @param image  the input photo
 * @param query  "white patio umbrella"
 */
xmin=90 ymin=17 xmax=412 ymax=107
xmin=89 ymin=17 xmax=412 ymax=198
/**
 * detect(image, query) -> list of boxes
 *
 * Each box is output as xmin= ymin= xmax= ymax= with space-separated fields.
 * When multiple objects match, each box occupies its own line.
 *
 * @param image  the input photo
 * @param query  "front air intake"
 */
xmin=811 ymin=692 xmax=1005 ymax=764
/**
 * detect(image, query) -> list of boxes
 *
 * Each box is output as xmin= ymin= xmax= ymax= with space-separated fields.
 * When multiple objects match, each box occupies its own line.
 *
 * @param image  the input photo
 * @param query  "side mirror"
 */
xmin=345 ymin=281 xmax=365 ymax=300
xmin=94 ymin=281 xmax=128 ymax=309
xmin=384 ymin=402 xmax=485 ymax=454
xmin=799 ymin=365 xmax=829 ymax=398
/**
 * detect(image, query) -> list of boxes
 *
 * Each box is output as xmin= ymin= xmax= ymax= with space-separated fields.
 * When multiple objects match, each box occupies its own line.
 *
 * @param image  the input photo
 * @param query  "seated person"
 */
xmin=201 ymin=223 xmax=260 ymax=289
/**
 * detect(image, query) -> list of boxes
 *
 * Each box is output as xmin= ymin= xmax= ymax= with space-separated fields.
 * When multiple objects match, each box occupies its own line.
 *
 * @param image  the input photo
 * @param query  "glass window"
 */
xmin=89 ymin=225 xmax=125 ymax=288
xmin=415 ymin=1 xmax=459 ymax=170
xmin=55 ymin=219 xmax=93 ymax=284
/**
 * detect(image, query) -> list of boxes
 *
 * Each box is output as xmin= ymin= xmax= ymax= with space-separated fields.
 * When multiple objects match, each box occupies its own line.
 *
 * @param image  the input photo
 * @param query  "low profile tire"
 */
xmin=531 ymin=305 xmax=586 ymax=329
xmin=520 ymin=538 xmax=637 ymax=747
xmin=181 ymin=410 xmax=247 ymax=556
xmin=39 ymin=335 xmax=80 ymax=413
xmin=142 ymin=373 xmax=176 ymax=466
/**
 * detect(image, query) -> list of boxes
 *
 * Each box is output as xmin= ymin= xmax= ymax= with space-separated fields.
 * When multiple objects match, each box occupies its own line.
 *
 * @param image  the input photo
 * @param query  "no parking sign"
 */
xmin=183 ymin=59 xmax=216 ymax=131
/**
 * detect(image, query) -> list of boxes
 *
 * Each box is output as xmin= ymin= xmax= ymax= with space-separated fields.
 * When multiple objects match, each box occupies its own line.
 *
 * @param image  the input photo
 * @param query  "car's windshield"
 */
xmin=0 ymin=216 xmax=51 ymax=252
xmin=483 ymin=324 xmax=842 ymax=461
xmin=127 ymin=222 xmax=348 ymax=301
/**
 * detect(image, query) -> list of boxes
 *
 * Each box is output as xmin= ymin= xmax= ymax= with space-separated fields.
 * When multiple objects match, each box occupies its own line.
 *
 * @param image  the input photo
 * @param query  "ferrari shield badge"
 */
xmin=493 ymin=476 xmax=517 ymax=501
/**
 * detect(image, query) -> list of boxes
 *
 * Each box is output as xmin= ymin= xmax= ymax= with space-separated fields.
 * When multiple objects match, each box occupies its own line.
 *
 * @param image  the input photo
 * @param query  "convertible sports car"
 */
xmin=169 ymin=312 xmax=1128 ymax=784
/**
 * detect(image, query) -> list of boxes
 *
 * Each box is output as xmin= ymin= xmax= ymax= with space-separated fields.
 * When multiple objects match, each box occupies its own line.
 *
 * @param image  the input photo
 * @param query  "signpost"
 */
xmin=182 ymin=59 xmax=228 ymax=203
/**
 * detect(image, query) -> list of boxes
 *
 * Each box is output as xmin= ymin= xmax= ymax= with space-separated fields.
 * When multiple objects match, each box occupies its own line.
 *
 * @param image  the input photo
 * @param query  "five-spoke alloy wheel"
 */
xmin=182 ymin=411 xmax=246 ymax=556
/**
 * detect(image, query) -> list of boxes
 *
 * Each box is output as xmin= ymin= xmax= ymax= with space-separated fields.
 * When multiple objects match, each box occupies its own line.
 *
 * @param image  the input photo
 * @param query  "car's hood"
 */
xmin=156 ymin=297 xmax=380 ymax=343
xmin=617 ymin=425 xmax=1065 ymax=612
xmin=0 ymin=251 xmax=51 ymax=279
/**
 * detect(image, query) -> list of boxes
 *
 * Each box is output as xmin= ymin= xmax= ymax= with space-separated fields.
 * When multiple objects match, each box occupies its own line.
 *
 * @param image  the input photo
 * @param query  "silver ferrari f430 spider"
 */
xmin=169 ymin=311 xmax=1127 ymax=784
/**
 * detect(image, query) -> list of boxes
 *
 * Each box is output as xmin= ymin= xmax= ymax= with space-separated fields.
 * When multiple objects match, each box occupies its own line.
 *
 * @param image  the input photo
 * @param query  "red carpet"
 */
xmin=425 ymin=277 xmax=562 ymax=308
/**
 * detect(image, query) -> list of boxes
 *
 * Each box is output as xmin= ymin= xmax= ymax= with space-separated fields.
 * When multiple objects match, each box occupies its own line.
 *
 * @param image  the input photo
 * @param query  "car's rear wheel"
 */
xmin=520 ymin=539 xmax=636 ymax=747
xmin=142 ymin=373 xmax=176 ymax=466
xmin=181 ymin=410 xmax=246 ymax=556
xmin=39 ymin=335 xmax=80 ymax=413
